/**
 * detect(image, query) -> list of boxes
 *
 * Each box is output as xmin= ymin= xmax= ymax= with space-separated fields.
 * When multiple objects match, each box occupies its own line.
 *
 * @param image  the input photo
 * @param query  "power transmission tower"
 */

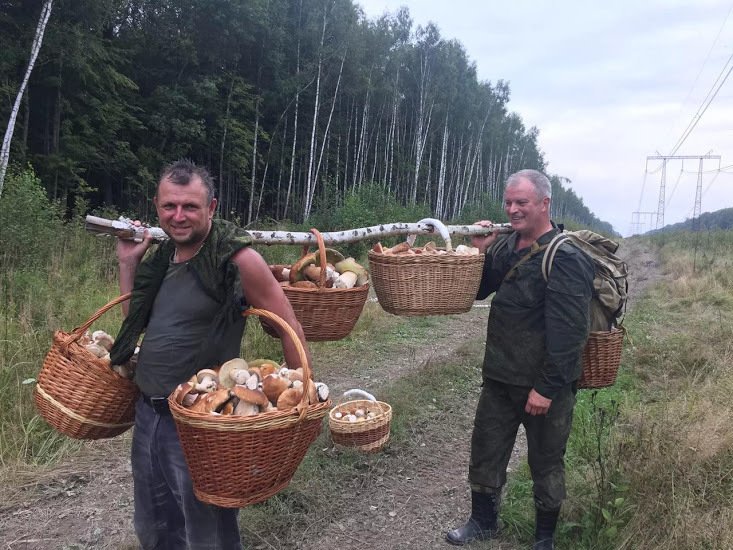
xmin=629 ymin=211 xmax=658 ymax=235
xmin=646 ymin=154 xmax=721 ymax=229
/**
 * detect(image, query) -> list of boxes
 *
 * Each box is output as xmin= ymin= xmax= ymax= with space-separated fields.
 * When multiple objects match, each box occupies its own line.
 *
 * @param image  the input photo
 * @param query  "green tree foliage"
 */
xmin=1 ymin=0 xmax=614 ymax=231
xmin=0 ymin=167 xmax=64 ymax=269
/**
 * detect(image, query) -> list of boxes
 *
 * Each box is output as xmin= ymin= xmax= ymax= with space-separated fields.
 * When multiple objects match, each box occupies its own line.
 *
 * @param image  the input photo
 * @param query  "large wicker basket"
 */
xmin=170 ymin=308 xmax=332 ymax=508
xmin=579 ymin=326 xmax=626 ymax=389
xmin=329 ymin=389 xmax=392 ymax=453
xmin=34 ymin=294 xmax=139 ymax=440
xmin=368 ymin=219 xmax=484 ymax=316
xmin=262 ymin=228 xmax=369 ymax=341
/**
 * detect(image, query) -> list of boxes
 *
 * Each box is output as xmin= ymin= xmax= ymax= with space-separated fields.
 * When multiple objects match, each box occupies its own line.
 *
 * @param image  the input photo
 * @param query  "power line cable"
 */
xmin=636 ymin=169 xmax=648 ymax=213
xmin=668 ymin=53 xmax=733 ymax=155
xmin=666 ymin=167 xmax=685 ymax=206
xmin=674 ymin=3 xmax=733 ymax=121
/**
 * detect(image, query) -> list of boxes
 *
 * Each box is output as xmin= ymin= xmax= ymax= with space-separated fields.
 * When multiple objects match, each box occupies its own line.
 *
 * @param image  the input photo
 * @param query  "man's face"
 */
xmin=154 ymin=175 xmax=216 ymax=247
xmin=504 ymin=178 xmax=549 ymax=235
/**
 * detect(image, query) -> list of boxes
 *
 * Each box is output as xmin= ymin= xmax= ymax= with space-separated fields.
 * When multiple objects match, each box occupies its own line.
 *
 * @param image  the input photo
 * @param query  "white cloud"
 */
xmin=358 ymin=0 xmax=733 ymax=235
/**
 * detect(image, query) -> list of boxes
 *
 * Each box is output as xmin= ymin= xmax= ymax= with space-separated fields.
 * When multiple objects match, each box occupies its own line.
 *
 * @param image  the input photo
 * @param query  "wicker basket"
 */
xmin=579 ymin=326 xmax=626 ymax=389
xmin=368 ymin=219 xmax=485 ymax=316
xmin=170 ymin=308 xmax=332 ymax=508
xmin=262 ymin=228 xmax=369 ymax=341
xmin=329 ymin=389 xmax=392 ymax=453
xmin=34 ymin=294 xmax=139 ymax=440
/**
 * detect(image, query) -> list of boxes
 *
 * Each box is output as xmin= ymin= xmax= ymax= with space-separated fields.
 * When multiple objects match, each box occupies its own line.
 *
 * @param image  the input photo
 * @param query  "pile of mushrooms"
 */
xmin=331 ymin=405 xmax=381 ymax=423
xmin=269 ymin=248 xmax=369 ymax=290
xmin=80 ymin=329 xmax=138 ymax=380
xmin=371 ymin=241 xmax=480 ymax=255
xmin=171 ymin=358 xmax=330 ymax=416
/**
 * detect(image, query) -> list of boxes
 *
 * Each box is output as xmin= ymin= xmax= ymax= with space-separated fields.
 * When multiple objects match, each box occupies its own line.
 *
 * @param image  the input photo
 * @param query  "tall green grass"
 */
xmin=496 ymin=230 xmax=733 ymax=550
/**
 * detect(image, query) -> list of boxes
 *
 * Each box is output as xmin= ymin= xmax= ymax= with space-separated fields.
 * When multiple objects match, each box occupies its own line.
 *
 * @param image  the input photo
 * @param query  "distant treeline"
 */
xmin=649 ymin=207 xmax=733 ymax=234
xmin=2 ymin=0 xmax=613 ymax=234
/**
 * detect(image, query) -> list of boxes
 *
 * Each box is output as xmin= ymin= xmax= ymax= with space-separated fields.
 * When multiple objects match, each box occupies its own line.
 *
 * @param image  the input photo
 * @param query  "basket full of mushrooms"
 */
xmin=367 ymin=218 xmax=485 ymax=316
xmin=328 ymin=389 xmax=392 ymax=453
xmin=168 ymin=308 xmax=332 ymax=508
xmin=34 ymin=294 xmax=140 ymax=440
xmin=263 ymin=228 xmax=369 ymax=342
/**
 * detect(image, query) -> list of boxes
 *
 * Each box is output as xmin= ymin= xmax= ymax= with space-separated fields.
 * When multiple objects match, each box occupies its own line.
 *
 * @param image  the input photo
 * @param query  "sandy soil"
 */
xmin=0 ymin=238 xmax=661 ymax=550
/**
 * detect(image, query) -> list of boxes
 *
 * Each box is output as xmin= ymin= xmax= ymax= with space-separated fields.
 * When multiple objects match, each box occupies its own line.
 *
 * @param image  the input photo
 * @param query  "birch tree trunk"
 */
xmin=312 ymin=49 xmax=346 ymax=201
xmin=436 ymin=116 xmax=448 ymax=218
xmin=303 ymin=1 xmax=328 ymax=221
xmin=283 ymin=2 xmax=302 ymax=220
xmin=0 ymin=0 xmax=53 ymax=198
xmin=219 ymin=74 xmax=235 ymax=217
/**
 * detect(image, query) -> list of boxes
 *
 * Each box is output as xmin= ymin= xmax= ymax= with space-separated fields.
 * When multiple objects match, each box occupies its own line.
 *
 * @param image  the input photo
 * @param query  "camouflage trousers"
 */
xmin=469 ymin=379 xmax=576 ymax=511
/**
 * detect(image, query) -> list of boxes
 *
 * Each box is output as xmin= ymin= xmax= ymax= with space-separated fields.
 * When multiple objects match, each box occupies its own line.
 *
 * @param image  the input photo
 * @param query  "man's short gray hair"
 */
xmin=506 ymin=169 xmax=552 ymax=200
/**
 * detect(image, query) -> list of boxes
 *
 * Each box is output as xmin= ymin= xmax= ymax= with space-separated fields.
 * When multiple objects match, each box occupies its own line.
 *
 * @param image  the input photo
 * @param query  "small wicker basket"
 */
xmin=579 ymin=326 xmax=626 ymax=389
xmin=329 ymin=389 xmax=392 ymax=453
xmin=170 ymin=308 xmax=331 ymax=508
xmin=262 ymin=228 xmax=369 ymax=341
xmin=367 ymin=218 xmax=485 ymax=316
xmin=34 ymin=294 xmax=139 ymax=440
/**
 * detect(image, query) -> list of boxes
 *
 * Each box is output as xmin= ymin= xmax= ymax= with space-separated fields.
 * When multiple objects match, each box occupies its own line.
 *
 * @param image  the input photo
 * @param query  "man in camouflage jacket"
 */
xmin=446 ymin=169 xmax=595 ymax=550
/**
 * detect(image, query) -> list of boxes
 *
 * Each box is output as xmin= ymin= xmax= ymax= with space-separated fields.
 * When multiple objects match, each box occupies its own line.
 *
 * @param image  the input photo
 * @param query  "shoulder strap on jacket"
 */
xmin=541 ymin=233 xmax=569 ymax=282
xmin=502 ymin=240 xmax=550 ymax=283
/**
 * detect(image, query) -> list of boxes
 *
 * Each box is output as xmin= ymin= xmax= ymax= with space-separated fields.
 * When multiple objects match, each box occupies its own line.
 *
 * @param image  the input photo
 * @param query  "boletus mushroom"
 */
xmin=289 ymin=252 xmax=318 ymax=284
xmin=195 ymin=368 xmax=219 ymax=393
xmin=218 ymin=358 xmax=249 ymax=389
xmin=333 ymin=258 xmax=369 ymax=289
xmin=276 ymin=387 xmax=303 ymax=410
xmin=189 ymin=389 xmax=233 ymax=414
xmin=231 ymin=386 xmax=269 ymax=416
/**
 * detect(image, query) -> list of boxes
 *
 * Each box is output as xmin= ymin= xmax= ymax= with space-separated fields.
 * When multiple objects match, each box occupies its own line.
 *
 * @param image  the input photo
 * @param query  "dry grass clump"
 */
xmin=618 ymin=383 xmax=733 ymax=549
xmin=616 ymin=232 xmax=733 ymax=549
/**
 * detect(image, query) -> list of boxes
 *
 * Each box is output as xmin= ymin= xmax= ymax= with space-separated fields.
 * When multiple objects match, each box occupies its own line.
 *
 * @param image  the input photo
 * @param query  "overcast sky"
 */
xmin=357 ymin=0 xmax=733 ymax=235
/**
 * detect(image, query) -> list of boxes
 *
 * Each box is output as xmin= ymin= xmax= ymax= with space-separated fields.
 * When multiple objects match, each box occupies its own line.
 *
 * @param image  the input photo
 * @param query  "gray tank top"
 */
xmin=134 ymin=257 xmax=245 ymax=396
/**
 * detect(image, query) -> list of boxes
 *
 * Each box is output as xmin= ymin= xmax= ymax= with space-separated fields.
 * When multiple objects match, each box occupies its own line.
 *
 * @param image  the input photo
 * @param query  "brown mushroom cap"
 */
xmin=248 ymin=359 xmax=279 ymax=377
xmin=305 ymin=379 xmax=318 ymax=405
xmin=173 ymin=381 xmax=196 ymax=405
xmin=262 ymin=374 xmax=290 ymax=405
xmin=231 ymin=386 xmax=269 ymax=409
xmin=189 ymin=389 xmax=233 ymax=413
xmin=276 ymin=388 xmax=304 ymax=410
xmin=289 ymin=252 xmax=318 ymax=284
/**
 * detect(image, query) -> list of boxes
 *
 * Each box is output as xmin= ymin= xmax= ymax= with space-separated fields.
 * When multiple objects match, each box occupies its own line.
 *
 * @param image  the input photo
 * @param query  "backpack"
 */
xmin=542 ymin=230 xmax=628 ymax=332
xmin=491 ymin=229 xmax=629 ymax=332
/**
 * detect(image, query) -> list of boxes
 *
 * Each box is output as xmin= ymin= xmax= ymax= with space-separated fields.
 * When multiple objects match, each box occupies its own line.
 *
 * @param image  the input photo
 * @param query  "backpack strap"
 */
xmin=541 ymin=233 xmax=569 ymax=282
xmin=503 ymin=240 xmax=550 ymax=283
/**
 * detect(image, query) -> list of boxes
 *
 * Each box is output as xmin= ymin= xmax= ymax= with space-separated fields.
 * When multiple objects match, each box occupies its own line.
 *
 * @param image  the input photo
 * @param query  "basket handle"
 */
xmin=242 ymin=308 xmax=312 ymax=421
xmin=406 ymin=218 xmax=453 ymax=252
xmin=61 ymin=293 xmax=132 ymax=351
xmin=298 ymin=228 xmax=327 ymax=288
xmin=334 ymin=388 xmax=386 ymax=416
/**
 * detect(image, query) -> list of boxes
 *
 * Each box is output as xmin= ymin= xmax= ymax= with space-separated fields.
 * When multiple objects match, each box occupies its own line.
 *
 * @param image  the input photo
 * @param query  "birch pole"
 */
xmin=85 ymin=215 xmax=512 ymax=245
xmin=0 ymin=0 xmax=53 ymax=198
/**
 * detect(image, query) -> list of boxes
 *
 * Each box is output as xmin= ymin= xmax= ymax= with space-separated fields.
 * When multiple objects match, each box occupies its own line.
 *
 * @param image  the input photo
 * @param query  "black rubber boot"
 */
xmin=445 ymin=491 xmax=501 ymax=546
xmin=533 ymin=507 xmax=560 ymax=550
